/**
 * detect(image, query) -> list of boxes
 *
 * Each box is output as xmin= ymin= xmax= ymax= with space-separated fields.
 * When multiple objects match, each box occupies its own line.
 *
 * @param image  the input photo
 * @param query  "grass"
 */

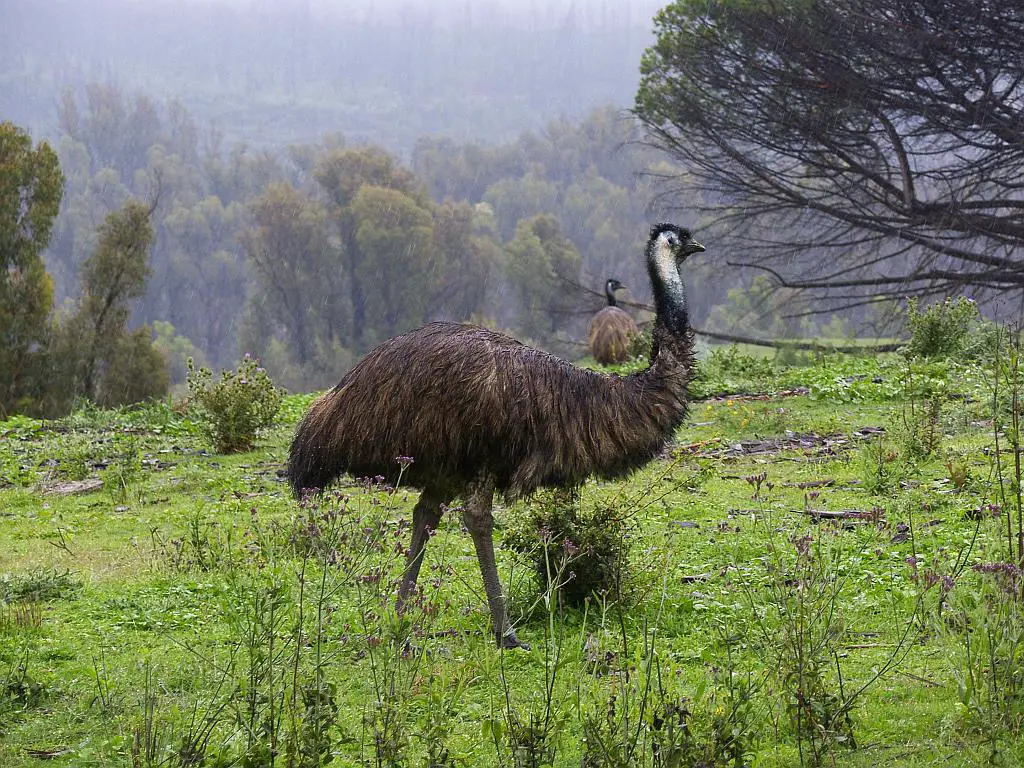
xmin=1 ymin=348 xmax=1022 ymax=766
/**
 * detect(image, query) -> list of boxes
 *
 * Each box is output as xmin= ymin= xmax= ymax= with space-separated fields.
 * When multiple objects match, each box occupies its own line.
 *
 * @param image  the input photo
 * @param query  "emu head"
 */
xmin=604 ymin=278 xmax=627 ymax=305
xmin=649 ymin=223 xmax=704 ymax=268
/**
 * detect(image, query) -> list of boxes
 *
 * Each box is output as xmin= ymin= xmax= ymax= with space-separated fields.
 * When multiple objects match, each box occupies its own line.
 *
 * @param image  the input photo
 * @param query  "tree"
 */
xmin=162 ymin=195 xmax=247 ymax=367
xmin=482 ymin=171 xmax=559 ymax=242
xmin=430 ymin=201 xmax=503 ymax=322
xmin=636 ymin=0 xmax=1024 ymax=311
xmin=240 ymin=182 xmax=335 ymax=370
xmin=0 ymin=122 xmax=63 ymax=416
xmin=350 ymin=185 xmax=440 ymax=343
xmin=504 ymin=214 xmax=583 ymax=348
xmin=314 ymin=147 xmax=428 ymax=351
xmin=61 ymin=199 xmax=167 ymax=406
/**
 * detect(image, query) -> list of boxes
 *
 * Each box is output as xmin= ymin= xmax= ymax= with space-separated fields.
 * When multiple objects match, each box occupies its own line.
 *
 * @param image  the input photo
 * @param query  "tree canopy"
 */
xmin=636 ymin=0 xmax=1024 ymax=310
xmin=0 ymin=122 xmax=63 ymax=416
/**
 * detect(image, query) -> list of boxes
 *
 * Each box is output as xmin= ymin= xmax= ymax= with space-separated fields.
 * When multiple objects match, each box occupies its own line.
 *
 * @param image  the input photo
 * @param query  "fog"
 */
xmin=2 ymin=0 xmax=665 ymax=151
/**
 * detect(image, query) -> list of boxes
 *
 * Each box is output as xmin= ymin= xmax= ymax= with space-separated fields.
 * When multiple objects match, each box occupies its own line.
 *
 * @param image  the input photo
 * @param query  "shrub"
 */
xmin=905 ymin=296 xmax=982 ymax=359
xmin=690 ymin=345 xmax=780 ymax=399
xmin=186 ymin=355 xmax=282 ymax=453
xmin=504 ymin=488 xmax=634 ymax=606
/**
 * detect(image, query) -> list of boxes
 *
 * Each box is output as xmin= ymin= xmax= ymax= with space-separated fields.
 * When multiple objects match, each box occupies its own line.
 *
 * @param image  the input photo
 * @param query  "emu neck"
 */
xmin=605 ymin=283 xmax=617 ymax=307
xmin=647 ymin=249 xmax=690 ymax=362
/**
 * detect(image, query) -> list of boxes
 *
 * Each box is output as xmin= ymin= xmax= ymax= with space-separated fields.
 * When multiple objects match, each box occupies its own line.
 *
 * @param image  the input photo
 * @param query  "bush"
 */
xmin=690 ymin=345 xmax=780 ymax=399
xmin=905 ymin=296 xmax=986 ymax=359
xmin=504 ymin=488 xmax=634 ymax=606
xmin=186 ymin=355 xmax=283 ymax=453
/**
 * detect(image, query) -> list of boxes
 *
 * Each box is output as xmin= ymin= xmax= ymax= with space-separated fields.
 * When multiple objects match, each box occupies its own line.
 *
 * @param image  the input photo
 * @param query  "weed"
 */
xmin=491 ymin=557 xmax=572 ymax=768
xmin=939 ymin=562 xmax=1024 ymax=760
xmin=1 ymin=645 xmax=48 ymax=713
xmin=0 ymin=441 xmax=35 ymax=487
xmin=0 ymin=602 xmax=44 ymax=635
xmin=691 ymin=346 xmax=779 ymax=399
xmin=124 ymin=659 xmax=233 ymax=768
xmin=577 ymin=621 xmax=758 ymax=767
xmin=160 ymin=514 xmax=239 ymax=572
xmin=743 ymin=474 xmax=862 ymax=766
xmin=186 ymin=355 xmax=283 ymax=453
xmin=0 ymin=567 xmax=80 ymax=602
xmin=626 ymin=326 xmax=653 ymax=362
xmin=932 ymin=325 xmax=1024 ymax=759
xmin=859 ymin=432 xmax=903 ymax=495
xmin=49 ymin=432 xmax=94 ymax=480
xmin=102 ymin=433 xmax=144 ymax=506
xmin=945 ymin=451 xmax=973 ymax=492
xmin=504 ymin=488 xmax=634 ymax=607
xmin=92 ymin=648 xmax=122 ymax=713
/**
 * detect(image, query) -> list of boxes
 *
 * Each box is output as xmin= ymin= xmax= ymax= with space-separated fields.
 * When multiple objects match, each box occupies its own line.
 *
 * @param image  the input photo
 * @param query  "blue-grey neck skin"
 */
xmin=604 ymin=279 xmax=618 ymax=307
xmin=646 ymin=234 xmax=689 ymax=338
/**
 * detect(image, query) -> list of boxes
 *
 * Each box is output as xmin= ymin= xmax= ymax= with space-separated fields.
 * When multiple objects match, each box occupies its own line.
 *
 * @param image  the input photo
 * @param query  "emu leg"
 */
xmin=462 ymin=478 xmax=529 ymax=650
xmin=397 ymin=488 xmax=446 ymax=612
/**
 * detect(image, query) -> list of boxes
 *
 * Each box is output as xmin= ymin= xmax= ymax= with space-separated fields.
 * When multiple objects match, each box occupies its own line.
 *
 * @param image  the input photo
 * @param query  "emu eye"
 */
xmin=665 ymin=232 xmax=679 ymax=246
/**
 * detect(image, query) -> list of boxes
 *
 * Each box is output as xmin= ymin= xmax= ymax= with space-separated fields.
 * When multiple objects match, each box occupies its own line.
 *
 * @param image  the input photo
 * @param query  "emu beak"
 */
xmin=685 ymin=239 xmax=705 ymax=256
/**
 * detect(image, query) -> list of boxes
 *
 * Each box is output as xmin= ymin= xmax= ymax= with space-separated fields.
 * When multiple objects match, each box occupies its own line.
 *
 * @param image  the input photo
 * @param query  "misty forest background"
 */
xmin=4 ymin=0 xmax=893 ymax=416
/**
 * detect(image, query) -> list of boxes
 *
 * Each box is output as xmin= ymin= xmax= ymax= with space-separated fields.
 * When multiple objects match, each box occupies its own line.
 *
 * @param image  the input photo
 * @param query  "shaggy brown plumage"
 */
xmin=288 ymin=223 xmax=703 ymax=648
xmin=589 ymin=278 xmax=639 ymax=364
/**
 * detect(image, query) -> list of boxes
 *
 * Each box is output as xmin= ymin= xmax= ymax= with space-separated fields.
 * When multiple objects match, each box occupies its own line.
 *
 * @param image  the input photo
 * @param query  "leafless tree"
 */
xmin=635 ymin=0 xmax=1024 ymax=315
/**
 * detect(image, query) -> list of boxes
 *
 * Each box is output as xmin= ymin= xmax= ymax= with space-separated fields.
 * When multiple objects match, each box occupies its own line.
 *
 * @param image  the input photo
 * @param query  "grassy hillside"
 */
xmin=1 ymin=348 xmax=1022 ymax=766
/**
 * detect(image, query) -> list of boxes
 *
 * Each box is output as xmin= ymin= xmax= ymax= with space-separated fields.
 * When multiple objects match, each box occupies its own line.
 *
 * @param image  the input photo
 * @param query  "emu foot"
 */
xmin=497 ymin=631 xmax=531 ymax=651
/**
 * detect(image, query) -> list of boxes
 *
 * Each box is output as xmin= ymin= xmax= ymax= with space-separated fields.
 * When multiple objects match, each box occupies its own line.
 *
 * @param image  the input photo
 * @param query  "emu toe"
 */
xmin=499 ymin=631 xmax=531 ymax=651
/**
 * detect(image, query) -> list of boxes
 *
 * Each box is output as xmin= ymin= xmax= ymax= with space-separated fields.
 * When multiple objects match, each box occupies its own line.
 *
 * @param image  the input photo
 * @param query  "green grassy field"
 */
xmin=2 ymin=348 xmax=1023 ymax=767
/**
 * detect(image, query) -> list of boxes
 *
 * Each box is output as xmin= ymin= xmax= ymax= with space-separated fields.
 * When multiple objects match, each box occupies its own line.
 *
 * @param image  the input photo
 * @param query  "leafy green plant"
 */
xmin=504 ymin=488 xmax=635 ymax=607
xmin=859 ymin=432 xmax=903 ymax=496
xmin=50 ymin=432 xmax=94 ymax=481
xmin=101 ymin=433 xmax=144 ymax=506
xmin=691 ymin=346 xmax=780 ymax=399
xmin=579 ymin=638 xmax=758 ymax=768
xmin=742 ymin=474 xmax=856 ymax=766
xmin=939 ymin=563 xmax=1024 ymax=759
xmin=0 ymin=443 xmax=34 ymax=487
xmin=186 ymin=355 xmax=282 ymax=453
xmin=945 ymin=451 xmax=973 ymax=492
xmin=905 ymin=296 xmax=981 ymax=360
xmin=626 ymin=326 xmax=653 ymax=362
xmin=0 ymin=568 xmax=80 ymax=603
xmin=2 ymin=657 xmax=47 ymax=711
xmin=161 ymin=514 xmax=239 ymax=573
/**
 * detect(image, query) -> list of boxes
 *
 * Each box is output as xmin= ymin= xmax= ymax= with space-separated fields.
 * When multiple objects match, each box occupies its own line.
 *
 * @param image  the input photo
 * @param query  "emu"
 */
xmin=288 ymin=223 xmax=702 ymax=648
xmin=588 ymin=277 xmax=640 ymax=365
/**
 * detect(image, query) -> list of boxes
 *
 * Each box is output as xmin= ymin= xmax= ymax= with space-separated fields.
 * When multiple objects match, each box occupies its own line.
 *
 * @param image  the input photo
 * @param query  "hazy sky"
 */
xmin=219 ymin=0 xmax=665 ymax=26
xmin=2 ymin=0 xmax=668 ymax=147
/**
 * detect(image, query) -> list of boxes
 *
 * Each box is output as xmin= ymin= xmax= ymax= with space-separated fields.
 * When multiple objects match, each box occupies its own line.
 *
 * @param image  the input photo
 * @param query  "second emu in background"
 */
xmin=588 ymin=277 xmax=640 ymax=365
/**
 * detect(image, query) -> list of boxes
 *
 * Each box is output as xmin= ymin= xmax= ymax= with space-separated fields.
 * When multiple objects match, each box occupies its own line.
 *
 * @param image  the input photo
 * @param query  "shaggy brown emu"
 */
xmin=288 ymin=223 xmax=703 ymax=648
xmin=588 ymin=278 xmax=640 ymax=365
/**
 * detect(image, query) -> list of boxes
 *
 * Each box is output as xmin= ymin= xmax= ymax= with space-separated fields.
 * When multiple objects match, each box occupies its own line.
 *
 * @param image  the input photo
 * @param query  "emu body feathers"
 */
xmin=288 ymin=321 xmax=690 ymax=500
xmin=288 ymin=223 xmax=702 ymax=648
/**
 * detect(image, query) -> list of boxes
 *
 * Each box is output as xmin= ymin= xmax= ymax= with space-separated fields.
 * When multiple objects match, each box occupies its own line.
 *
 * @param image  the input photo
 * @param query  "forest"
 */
xmin=4 ymin=85 xmax=783 ymax=416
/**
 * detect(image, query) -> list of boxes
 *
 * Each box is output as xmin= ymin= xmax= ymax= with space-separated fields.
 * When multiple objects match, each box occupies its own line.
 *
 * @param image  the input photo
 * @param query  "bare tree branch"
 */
xmin=635 ymin=0 xmax=1024 ymax=309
